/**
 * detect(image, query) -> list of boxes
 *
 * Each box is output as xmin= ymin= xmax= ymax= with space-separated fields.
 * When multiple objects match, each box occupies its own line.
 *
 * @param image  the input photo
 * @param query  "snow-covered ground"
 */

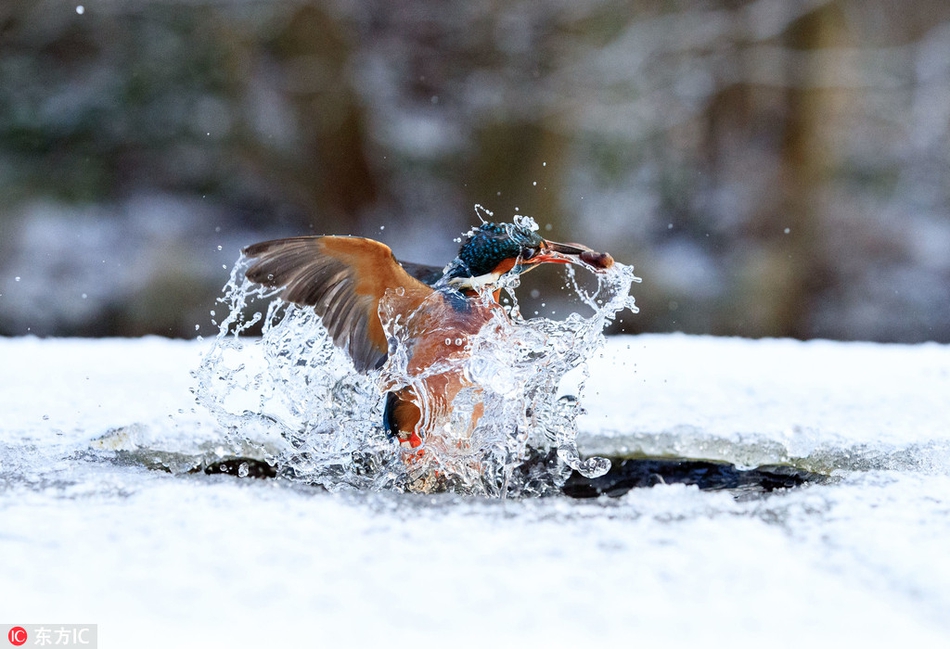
xmin=2 ymin=335 xmax=949 ymax=647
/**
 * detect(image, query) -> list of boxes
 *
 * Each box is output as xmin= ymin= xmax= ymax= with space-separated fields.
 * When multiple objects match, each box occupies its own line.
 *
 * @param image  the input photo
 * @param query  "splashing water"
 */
xmin=195 ymin=220 xmax=640 ymax=496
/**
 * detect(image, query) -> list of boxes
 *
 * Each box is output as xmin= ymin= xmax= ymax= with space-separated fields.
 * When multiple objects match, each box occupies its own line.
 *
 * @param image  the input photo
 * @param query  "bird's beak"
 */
xmin=524 ymin=239 xmax=614 ymax=272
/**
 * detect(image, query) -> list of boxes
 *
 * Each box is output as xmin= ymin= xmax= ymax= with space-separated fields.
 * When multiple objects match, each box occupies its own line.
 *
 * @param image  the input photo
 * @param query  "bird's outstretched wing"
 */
xmin=243 ymin=236 xmax=435 ymax=372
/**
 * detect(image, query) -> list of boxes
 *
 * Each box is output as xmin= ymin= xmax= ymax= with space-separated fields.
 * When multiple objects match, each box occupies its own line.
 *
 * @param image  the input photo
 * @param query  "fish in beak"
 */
xmin=521 ymin=239 xmax=615 ymax=273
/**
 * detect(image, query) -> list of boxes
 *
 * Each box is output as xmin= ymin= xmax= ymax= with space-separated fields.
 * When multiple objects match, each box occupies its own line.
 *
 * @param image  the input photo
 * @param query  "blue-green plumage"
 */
xmin=445 ymin=222 xmax=544 ymax=281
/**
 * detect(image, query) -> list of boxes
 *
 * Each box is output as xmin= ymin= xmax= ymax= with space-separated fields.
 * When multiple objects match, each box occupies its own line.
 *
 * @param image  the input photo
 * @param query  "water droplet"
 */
xmin=784 ymin=227 xmax=791 ymax=234
xmin=14 ymin=277 xmax=20 ymax=282
xmin=217 ymin=245 xmax=223 ymax=251
xmin=76 ymin=5 xmax=84 ymax=14
xmin=238 ymin=462 xmax=249 ymax=478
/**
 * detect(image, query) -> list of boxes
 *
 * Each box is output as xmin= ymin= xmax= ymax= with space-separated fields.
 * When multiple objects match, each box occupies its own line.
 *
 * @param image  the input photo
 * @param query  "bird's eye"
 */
xmin=521 ymin=248 xmax=538 ymax=260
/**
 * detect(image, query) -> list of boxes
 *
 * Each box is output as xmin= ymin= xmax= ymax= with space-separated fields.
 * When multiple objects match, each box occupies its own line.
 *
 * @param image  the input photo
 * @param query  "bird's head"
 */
xmin=444 ymin=218 xmax=613 ymax=291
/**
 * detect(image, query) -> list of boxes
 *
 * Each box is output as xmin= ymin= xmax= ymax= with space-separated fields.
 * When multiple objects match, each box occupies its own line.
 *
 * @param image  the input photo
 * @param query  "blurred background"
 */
xmin=1 ymin=0 xmax=949 ymax=342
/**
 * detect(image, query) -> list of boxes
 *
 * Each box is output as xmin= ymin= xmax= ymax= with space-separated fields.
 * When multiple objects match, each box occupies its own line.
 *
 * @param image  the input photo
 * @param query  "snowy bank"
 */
xmin=1 ymin=335 xmax=949 ymax=647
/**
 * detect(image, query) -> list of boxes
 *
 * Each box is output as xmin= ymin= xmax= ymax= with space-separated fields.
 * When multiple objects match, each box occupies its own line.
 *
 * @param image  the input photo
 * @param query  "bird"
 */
xmin=242 ymin=220 xmax=614 ymax=472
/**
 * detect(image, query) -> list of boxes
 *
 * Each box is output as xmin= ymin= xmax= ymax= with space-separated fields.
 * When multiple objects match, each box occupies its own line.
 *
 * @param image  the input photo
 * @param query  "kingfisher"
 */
xmin=242 ymin=219 xmax=614 ymax=465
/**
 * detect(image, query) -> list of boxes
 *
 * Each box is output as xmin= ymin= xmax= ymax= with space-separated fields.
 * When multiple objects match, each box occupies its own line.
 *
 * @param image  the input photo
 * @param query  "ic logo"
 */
xmin=7 ymin=627 xmax=27 ymax=646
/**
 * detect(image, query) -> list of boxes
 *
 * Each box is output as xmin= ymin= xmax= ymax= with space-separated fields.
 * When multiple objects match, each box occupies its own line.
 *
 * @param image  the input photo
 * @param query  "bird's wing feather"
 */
xmin=243 ymin=236 xmax=434 ymax=372
xmin=396 ymin=261 xmax=445 ymax=286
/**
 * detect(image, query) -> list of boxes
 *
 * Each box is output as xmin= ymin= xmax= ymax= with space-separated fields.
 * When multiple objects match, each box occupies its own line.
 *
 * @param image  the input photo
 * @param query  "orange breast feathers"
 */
xmin=378 ymin=284 xmax=501 ymax=448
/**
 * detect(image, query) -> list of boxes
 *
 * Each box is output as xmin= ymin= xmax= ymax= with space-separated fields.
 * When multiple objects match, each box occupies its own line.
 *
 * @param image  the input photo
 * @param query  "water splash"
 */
xmin=195 ymin=220 xmax=640 ymax=496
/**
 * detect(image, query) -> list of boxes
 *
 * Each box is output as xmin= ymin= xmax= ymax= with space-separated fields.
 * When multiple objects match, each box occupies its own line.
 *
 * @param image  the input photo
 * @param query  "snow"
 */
xmin=580 ymin=335 xmax=950 ymax=471
xmin=2 ymin=334 xmax=949 ymax=647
